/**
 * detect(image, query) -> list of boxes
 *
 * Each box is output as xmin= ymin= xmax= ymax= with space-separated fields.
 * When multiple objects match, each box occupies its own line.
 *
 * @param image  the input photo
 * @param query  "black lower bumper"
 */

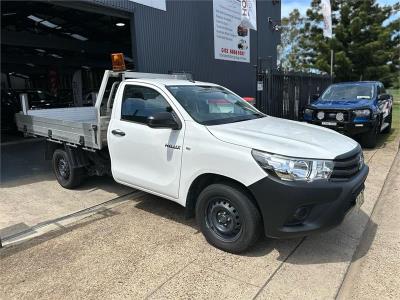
xmin=248 ymin=166 xmax=369 ymax=238
xmin=307 ymin=120 xmax=374 ymax=136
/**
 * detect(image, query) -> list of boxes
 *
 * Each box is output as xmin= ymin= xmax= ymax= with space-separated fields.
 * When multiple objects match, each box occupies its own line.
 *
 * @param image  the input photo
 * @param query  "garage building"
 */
xmin=1 ymin=0 xmax=281 ymax=106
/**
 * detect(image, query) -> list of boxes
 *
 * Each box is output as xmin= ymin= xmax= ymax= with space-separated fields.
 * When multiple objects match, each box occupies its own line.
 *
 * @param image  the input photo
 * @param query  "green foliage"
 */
xmin=284 ymin=0 xmax=399 ymax=87
xmin=278 ymin=9 xmax=307 ymax=71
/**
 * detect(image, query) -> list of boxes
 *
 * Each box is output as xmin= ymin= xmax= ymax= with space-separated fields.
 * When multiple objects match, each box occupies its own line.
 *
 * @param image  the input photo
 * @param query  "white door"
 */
xmin=108 ymin=83 xmax=185 ymax=199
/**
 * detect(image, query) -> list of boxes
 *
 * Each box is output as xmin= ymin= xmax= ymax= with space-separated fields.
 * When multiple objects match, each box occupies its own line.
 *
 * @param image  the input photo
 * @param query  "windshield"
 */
xmin=321 ymin=83 xmax=375 ymax=101
xmin=167 ymin=85 xmax=264 ymax=125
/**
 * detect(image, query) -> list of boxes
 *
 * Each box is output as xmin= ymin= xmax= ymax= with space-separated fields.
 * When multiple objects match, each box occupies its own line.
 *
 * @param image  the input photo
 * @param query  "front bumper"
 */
xmin=306 ymin=120 xmax=374 ymax=135
xmin=248 ymin=165 xmax=369 ymax=238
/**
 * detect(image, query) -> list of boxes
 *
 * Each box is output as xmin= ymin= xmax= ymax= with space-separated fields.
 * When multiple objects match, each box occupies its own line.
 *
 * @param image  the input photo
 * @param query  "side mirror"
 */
xmin=378 ymin=94 xmax=390 ymax=101
xmin=147 ymin=112 xmax=182 ymax=130
xmin=311 ymin=94 xmax=320 ymax=102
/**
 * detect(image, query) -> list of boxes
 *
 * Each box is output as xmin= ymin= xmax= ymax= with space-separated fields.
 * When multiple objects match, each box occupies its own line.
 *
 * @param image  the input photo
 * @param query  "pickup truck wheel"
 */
xmin=195 ymin=183 xmax=261 ymax=253
xmin=360 ymin=121 xmax=379 ymax=148
xmin=52 ymin=149 xmax=85 ymax=189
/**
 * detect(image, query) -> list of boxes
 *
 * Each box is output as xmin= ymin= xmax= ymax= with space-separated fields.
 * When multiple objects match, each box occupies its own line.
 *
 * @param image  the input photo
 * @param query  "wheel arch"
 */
xmin=46 ymin=141 xmax=89 ymax=168
xmin=184 ymin=173 xmax=262 ymax=221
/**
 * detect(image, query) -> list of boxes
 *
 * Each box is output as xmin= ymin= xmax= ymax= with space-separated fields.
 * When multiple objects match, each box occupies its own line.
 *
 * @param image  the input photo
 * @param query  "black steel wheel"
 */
xmin=52 ymin=149 xmax=85 ymax=189
xmin=196 ymin=182 xmax=262 ymax=253
xmin=206 ymin=198 xmax=242 ymax=242
xmin=56 ymin=156 xmax=70 ymax=181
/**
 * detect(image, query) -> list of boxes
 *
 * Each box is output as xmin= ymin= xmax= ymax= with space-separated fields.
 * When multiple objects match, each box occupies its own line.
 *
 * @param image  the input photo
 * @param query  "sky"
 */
xmin=282 ymin=0 xmax=399 ymax=18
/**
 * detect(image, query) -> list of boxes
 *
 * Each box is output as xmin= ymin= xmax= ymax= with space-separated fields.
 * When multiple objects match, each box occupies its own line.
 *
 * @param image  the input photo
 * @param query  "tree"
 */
xmin=287 ymin=0 xmax=399 ymax=86
xmin=278 ymin=9 xmax=306 ymax=71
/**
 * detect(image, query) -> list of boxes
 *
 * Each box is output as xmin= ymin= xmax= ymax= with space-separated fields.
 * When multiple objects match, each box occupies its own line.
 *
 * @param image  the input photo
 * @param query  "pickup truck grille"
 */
xmin=332 ymin=150 xmax=363 ymax=180
xmin=318 ymin=110 xmax=350 ymax=122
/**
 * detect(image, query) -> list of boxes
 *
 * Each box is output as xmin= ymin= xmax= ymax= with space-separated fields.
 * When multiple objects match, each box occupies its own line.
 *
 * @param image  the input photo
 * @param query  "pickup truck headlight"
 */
xmin=252 ymin=150 xmax=334 ymax=182
xmin=353 ymin=109 xmax=371 ymax=117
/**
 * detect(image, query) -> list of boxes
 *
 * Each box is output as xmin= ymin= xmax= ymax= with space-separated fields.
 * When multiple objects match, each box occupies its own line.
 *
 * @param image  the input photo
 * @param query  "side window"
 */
xmin=121 ymin=85 xmax=171 ymax=124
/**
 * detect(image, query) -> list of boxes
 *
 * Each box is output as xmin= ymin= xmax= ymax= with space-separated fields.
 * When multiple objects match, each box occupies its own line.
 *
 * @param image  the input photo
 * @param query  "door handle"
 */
xmin=111 ymin=129 xmax=125 ymax=136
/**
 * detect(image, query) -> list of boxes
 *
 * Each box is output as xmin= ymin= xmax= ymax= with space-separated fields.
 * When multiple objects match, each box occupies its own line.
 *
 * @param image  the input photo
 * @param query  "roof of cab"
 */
xmin=124 ymin=78 xmax=220 ymax=87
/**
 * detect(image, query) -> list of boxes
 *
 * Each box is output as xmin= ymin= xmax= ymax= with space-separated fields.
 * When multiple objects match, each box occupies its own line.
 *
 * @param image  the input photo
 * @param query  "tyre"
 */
xmin=381 ymin=110 xmax=392 ymax=134
xmin=52 ymin=149 xmax=85 ymax=189
xmin=195 ymin=182 xmax=262 ymax=253
xmin=360 ymin=120 xmax=379 ymax=148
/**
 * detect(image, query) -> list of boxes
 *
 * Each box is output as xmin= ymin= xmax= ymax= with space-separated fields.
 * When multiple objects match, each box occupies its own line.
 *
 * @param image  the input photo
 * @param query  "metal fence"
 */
xmin=257 ymin=70 xmax=331 ymax=120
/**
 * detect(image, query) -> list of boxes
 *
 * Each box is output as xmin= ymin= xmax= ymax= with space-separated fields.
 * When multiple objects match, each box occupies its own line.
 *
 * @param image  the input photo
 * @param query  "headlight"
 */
xmin=252 ymin=150 xmax=334 ymax=182
xmin=317 ymin=111 xmax=325 ymax=120
xmin=353 ymin=109 xmax=370 ymax=117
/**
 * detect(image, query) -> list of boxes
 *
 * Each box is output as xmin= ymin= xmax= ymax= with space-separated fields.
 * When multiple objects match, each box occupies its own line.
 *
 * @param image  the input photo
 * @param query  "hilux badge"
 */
xmin=165 ymin=144 xmax=181 ymax=150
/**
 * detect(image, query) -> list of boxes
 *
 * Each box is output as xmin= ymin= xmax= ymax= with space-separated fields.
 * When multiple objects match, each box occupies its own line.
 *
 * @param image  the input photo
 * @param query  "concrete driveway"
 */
xmin=0 ymin=130 xmax=399 ymax=299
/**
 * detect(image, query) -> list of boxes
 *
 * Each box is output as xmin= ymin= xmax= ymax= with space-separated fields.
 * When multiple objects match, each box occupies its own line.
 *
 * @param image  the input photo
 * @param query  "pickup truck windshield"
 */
xmin=321 ymin=83 xmax=375 ymax=101
xmin=167 ymin=85 xmax=264 ymax=125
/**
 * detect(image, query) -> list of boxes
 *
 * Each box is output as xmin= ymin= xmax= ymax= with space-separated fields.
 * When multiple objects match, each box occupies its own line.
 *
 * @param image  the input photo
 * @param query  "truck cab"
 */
xmin=303 ymin=81 xmax=393 ymax=148
xmin=16 ymin=65 xmax=369 ymax=253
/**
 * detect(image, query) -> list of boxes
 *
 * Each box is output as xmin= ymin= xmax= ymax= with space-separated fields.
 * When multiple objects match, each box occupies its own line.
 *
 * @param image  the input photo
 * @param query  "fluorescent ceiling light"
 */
xmin=41 ymin=20 xmax=61 ymax=29
xmin=27 ymin=15 xmax=43 ymax=22
xmin=27 ymin=15 xmax=61 ymax=29
xmin=35 ymin=48 xmax=46 ymax=53
xmin=70 ymin=33 xmax=88 ymax=41
xmin=50 ymin=53 xmax=63 ymax=59
xmin=3 ymin=12 xmax=17 ymax=16
xmin=26 ymin=63 xmax=35 ymax=67
xmin=116 ymin=22 xmax=125 ymax=27
xmin=82 ymin=65 xmax=90 ymax=70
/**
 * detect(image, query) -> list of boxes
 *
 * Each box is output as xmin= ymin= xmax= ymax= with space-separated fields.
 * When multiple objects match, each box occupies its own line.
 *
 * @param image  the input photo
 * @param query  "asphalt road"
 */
xmin=0 ymin=133 xmax=399 ymax=299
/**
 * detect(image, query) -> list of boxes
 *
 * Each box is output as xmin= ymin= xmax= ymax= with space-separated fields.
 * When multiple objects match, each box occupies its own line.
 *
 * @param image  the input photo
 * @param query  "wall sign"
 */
xmin=213 ymin=0 xmax=250 ymax=63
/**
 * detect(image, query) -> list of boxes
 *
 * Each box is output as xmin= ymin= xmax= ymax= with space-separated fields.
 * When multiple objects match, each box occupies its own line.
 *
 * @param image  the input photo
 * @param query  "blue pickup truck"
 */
xmin=303 ymin=81 xmax=393 ymax=148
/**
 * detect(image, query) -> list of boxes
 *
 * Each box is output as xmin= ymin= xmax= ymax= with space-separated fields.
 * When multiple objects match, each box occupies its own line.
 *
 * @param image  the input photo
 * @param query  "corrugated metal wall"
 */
xmin=83 ymin=0 xmax=281 ymax=97
xmin=131 ymin=0 xmax=281 ymax=97
xmin=82 ymin=0 xmax=135 ymax=13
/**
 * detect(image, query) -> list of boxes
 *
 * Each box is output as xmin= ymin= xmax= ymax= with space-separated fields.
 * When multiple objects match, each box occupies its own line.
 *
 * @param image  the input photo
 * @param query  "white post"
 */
xmin=20 ymin=93 xmax=29 ymax=115
xmin=330 ymin=50 xmax=334 ymax=78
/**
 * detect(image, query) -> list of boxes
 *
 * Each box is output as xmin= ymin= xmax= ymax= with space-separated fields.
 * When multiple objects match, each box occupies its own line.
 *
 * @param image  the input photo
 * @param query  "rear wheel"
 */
xmin=195 ymin=182 xmax=262 ymax=253
xmin=52 ymin=149 xmax=85 ymax=189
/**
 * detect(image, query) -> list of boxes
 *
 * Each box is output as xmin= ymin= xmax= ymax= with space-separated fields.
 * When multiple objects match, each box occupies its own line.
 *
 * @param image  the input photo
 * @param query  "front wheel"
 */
xmin=195 ymin=183 xmax=262 ymax=253
xmin=360 ymin=121 xmax=379 ymax=148
xmin=52 ymin=149 xmax=86 ymax=189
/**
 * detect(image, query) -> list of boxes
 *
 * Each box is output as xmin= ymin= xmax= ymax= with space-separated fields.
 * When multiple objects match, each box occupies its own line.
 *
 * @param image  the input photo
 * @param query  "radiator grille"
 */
xmin=332 ymin=150 xmax=363 ymax=179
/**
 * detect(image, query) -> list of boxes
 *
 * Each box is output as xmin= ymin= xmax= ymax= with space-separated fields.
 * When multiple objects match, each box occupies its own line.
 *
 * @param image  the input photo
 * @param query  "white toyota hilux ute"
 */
xmin=16 ymin=71 xmax=369 ymax=253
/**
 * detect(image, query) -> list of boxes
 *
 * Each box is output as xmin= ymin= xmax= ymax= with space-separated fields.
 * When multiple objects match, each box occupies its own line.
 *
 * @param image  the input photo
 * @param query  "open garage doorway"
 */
xmin=1 ymin=0 xmax=133 ymax=116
